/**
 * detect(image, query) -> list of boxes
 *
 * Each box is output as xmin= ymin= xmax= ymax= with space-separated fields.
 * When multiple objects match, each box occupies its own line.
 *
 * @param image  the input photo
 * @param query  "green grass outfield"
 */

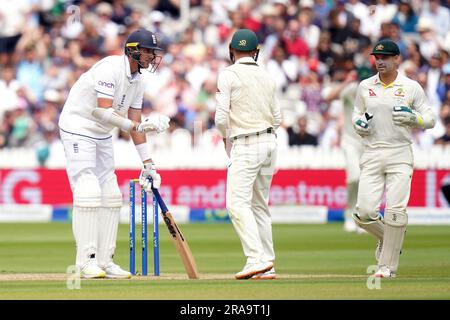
xmin=0 ymin=223 xmax=449 ymax=300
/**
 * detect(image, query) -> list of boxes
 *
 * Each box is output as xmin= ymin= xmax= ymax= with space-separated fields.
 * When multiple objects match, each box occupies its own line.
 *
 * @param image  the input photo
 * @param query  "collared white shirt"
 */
xmin=215 ymin=56 xmax=282 ymax=139
xmin=59 ymin=55 xmax=144 ymax=139
xmin=354 ymin=72 xmax=435 ymax=149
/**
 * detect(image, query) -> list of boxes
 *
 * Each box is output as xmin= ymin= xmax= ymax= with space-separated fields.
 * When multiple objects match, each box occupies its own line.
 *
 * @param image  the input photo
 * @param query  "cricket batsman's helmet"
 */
xmin=125 ymin=28 xmax=163 ymax=72
xmin=230 ymin=29 xmax=259 ymax=52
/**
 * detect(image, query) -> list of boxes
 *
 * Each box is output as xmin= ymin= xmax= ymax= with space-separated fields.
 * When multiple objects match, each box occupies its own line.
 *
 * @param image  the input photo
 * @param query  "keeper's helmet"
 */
xmin=124 ymin=28 xmax=163 ymax=73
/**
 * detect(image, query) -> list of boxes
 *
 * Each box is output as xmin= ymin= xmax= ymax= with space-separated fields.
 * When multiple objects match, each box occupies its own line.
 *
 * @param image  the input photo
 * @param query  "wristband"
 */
xmin=135 ymin=143 xmax=151 ymax=162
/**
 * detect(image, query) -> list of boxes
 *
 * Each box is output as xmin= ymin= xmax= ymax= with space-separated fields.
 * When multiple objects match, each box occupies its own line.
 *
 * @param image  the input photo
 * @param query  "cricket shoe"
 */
xmin=375 ymin=240 xmax=383 ymax=262
xmin=344 ymin=219 xmax=358 ymax=233
xmin=80 ymin=260 xmax=106 ymax=279
xmin=103 ymin=262 xmax=131 ymax=279
xmin=373 ymin=265 xmax=396 ymax=278
xmin=251 ymin=267 xmax=276 ymax=280
xmin=235 ymin=261 xmax=273 ymax=280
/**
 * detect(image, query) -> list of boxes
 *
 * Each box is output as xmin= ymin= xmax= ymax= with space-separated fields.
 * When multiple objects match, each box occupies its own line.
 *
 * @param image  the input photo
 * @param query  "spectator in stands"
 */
xmin=0 ymin=66 xmax=21 ymax=121
xmin=282 ymin=19 xmax=309 ymax=59
xmin=0 ymin=0 xmax=448 ymax=155
xmin=391 ymin=0 xmax=418 ymax=34
xmin=416 ymin=17 xmax=441 ymax=61
xmin=0 ymin=0 xmax=30 ymax=66
xmin=287 ymin=115 xmax=318 ymax=146
xmin=435 ymin=100 xmax=450 ymax=144
xmin=419 ymin=0 xmax=450 ymax=39
xmin=111 ymin=0 xmax=133 ymax=26
xmin=437 ymin=63 xmax=450 ymax=103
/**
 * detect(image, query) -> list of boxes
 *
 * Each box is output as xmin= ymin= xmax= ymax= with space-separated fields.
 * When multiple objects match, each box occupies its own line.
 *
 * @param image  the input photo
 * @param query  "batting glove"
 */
xmin=139 ymin=163 xmax=161 ymax=191
xmin=353 ymin=113 xmax=373 ymax=137
xmin=136 ymin=114 xmax=170 ymax=134
xmin=392 ymin=106 xmax=424 ymax=128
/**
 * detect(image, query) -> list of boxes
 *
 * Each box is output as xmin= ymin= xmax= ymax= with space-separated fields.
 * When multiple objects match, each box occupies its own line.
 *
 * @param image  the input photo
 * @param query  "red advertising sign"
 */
xmin=0 ymin=169 xmax=449 ymax=208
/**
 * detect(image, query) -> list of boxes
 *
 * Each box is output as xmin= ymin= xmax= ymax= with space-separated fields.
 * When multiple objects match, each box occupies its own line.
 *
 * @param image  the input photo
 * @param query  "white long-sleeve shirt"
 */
xmin=353 ymin=72 xmax=436 ymax=149
xmin=214 ymin=57 xmax=282 ymax=139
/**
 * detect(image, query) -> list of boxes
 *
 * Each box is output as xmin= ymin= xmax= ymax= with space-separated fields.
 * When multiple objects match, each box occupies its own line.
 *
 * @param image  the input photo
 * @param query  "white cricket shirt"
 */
xmin=214 ymin=57 xmax=282 ymax=139
xmin=59 ymin=55 xmax=145 ymax=139
xmin=354 ymin=72 xmax=435 ymax=149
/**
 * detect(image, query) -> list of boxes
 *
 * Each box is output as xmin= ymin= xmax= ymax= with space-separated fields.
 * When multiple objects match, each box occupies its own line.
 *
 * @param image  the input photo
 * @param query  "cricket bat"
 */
xmin=152 ymin=187 xmax=199 ymax=279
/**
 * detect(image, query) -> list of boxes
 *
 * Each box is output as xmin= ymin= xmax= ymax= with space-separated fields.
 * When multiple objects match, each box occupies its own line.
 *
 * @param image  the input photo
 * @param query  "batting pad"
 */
xmin=378 ymin=224 xmax=406 ymax=273
xmin=352 ymin=213 xmax=384 ymax=240
xmin=73 ymin=206 xmax=99 ymax=267
xmin=97 ymin=207 xmax=121 ymax=268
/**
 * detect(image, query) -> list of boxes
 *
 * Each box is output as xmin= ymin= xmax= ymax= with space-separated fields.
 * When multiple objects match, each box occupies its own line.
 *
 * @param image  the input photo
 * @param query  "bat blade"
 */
xmin=152 ymin=188 xmax=199 ymax=279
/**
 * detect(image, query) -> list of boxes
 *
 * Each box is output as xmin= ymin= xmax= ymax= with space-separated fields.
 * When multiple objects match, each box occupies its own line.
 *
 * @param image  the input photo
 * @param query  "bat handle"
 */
xmin=146 ymin=177 xmax=169 ymax=213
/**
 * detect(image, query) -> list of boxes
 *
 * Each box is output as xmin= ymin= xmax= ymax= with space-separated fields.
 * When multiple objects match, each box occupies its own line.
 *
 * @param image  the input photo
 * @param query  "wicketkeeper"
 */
xmin=352 ymin=40 xmax=436 ymax=277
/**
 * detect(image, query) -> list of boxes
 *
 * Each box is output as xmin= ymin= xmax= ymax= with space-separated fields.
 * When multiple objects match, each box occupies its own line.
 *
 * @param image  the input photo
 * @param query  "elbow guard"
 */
xmin=92 ymin=107 xmax=134 ymax=132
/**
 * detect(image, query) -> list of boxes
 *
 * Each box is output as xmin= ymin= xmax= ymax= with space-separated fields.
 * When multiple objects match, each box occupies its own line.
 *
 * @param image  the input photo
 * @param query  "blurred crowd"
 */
xmin=0 ymin=0 xmax=450 ymax=166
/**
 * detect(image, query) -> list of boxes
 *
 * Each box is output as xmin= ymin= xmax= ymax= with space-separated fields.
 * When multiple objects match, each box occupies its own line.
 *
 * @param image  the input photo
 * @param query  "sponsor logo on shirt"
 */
xmin=368 ymin=89 xmax=376 ymax=97
xmin=97 ymin=80 xmax=115 ymax=89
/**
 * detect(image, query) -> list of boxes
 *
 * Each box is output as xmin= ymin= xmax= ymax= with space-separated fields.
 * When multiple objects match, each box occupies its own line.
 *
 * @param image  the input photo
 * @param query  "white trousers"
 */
xmin=60 ymin=130 xmax=115 ymax=188
xmin=342 ymin=135 xmax=364 ymax=220
xmin=357 ymin=145 xmax=413 ymax=220
xmin=226 ymin=132 xmax=277 ymax=264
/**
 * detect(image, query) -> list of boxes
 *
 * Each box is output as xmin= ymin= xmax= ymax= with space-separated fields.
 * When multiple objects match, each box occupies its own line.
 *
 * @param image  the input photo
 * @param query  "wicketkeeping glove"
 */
xmin=392 ymin=106 xmax=424 ymax=128
xmin=139 ymin=163 xmax=161 ymax=191
xmin=353 ymin=113 xmax=373 ymax=137
xmin=136 ymin=114 xmax=170 ymax=134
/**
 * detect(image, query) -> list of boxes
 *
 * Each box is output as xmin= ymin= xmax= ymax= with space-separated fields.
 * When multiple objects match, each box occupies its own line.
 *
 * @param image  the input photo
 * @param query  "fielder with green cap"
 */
xmin=215 ymin=29 xmax=282 ymax=280
xmin=352 ymin=39 xmax=436 ymax=278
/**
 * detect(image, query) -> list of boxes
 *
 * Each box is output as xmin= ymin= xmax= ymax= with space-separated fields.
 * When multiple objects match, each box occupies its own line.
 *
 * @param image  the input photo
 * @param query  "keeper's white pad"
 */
xmin=352 ymin=213 xmax=384 ymax=240
xmin=73 ymin=174 xmax=102 ymax=207
xmin=379 ymin=209 xmax=407 ymax=273
xmin=383 ymin=208 xmax=408 ymax=227
xmin=97 ymin=175 xmax=122 ymax=267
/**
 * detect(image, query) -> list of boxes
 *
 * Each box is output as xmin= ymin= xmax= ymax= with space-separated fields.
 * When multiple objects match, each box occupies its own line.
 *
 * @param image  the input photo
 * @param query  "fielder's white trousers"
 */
xmin=226 ymin=132 xmax=277 ymax=264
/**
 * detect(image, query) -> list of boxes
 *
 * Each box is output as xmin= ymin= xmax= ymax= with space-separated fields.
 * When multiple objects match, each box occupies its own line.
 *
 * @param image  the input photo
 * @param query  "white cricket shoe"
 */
xmin=80 ymin=260 xmax=106 ymax=279
xmin=103 ymin=262 xmax=131 ymax=279
xmin=344 ymin=219 xmax=358 ymax=232
xmin=374 ymin=265 xmax=396 ymax=278
xmin=251 ymin=267 xmax=276 ymax=280
xmin=375 ymin=240 xmax=383 ymax=262
xmin=235 ymin=261 xmax=273 ymax=280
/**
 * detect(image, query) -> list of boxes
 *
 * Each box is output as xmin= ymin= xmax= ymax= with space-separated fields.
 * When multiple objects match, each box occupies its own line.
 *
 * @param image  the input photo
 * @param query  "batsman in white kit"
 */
xmin=58 ymin=29 xmax=170 ymax=279
xmin=215 ymin=29 xmax=282 ymax=280
xmin=352 ymin=40 xmax=436 ymax=278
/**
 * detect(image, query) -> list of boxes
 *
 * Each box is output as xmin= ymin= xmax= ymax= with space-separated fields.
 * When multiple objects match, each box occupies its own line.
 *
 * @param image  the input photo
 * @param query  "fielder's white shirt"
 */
xmin=354 ymin=72 xmax=435 ymax=149
xmin=215 ymin=57 xmax=282 ymax=139
xmin=59 ymin=55 xmax=144 ymax=139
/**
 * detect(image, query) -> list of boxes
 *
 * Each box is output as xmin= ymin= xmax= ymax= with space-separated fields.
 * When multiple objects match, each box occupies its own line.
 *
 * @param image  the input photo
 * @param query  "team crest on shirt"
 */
xmin=368 ymin=89 xmax=376 ymax=97
xmin=394 ymin=88 xmax=405 ymax=97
